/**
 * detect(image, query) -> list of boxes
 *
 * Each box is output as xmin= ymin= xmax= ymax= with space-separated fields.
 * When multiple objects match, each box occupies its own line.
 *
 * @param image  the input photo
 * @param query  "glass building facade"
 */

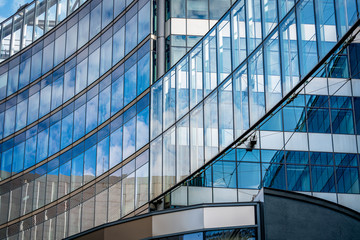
xmin=0 ymin=0 xmax=359 ymax=239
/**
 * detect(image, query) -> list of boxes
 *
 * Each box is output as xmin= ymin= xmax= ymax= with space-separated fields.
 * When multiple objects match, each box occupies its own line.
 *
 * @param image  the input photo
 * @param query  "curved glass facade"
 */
xmin=0 ymin=0 xmax=360 ymax=239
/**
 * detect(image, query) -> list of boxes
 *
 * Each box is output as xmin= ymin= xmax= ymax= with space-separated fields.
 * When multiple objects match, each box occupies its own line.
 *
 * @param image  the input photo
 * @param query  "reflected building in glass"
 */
xmin=0 ymin=0 xmax=360 ymax=239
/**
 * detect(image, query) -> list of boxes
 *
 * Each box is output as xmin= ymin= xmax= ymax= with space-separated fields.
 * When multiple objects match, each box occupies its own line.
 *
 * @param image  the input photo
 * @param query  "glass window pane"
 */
xmin=96 ymin=137 xmax=109 ymax=176
xmin=203 ymin=32 xmax=217 ymax=95
xmin=150 ymin=79 xmax=163 ymax=139
xmin=78 ymin=14 xmax=89 ymax=47
xmin=204 ymin=92 xmax=218 ymax=161
xmin=66 ymin=24 xmax=78 ymax=58
xmin=233 ymin=65 xmax=249 ymax=137
xmin=213 ymin=161 xmax=237 ymax=188
xmin=90 ymin=4 xmax=101 ymax=39
xmin=297 ymin=0 xmax=318 ymax=76
xmin=111 ymin=75 xmax=124 ymax=115
xmin=176 ymin=115 xmax=190 ymax=182
xmin=264 ymin=32 xmax=281 ymax=110
xmin=190 ymin=105 xmax=204 ymax=173
xmin=86 ymin=96 xmax=98 ymax=133
xmin=246 ymin=0 xmax=262 ymax=53
xmin=176 ymin=58 xmax=189 ymax=120
xmin=163 ymin=71 xmax=176 ymax=129
xmin=125 ymin=15 xmax=137 ymax=54
xmin=187 ymin=0 xmax=208 ymax=19
xmin=217 ymin=15 xmax=231 ymax=83
xmin=248 ymin=50 xmax=265 ymax=124
xmin=218 ymin=78 xmax=233 ymax=148
xmin=138 ymin=2 xmax=150 ymax=42
xmin=280 ymin=12 xmax=299 ymax=95
xmin=136 ymin=107 xmax=149 ymax=150
xmin=123 ymin=117 xmax=136 ymax=159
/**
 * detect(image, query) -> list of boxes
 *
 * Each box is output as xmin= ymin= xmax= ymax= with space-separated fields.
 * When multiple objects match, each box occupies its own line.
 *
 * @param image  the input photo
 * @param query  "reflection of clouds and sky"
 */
xmin=0 ymin=0 xmax=33 ymax=22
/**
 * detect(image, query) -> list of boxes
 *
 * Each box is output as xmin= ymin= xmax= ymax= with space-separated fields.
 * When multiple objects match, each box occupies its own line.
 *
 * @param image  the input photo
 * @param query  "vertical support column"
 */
xmin=157 ymin=0 xmax=165 ymax=79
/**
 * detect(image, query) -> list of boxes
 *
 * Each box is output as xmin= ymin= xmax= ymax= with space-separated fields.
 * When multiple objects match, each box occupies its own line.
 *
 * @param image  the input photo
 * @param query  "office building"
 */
xmin=0 ymin=0 xmax=359 ymax=239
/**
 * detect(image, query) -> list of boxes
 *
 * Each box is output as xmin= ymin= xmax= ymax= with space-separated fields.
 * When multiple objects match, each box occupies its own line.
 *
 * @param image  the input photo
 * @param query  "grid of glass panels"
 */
xmin=0 ymin=92 xmax=149 ymax=224
xmin=0 ymin=0 xmax=140 ymax=63
xmin=0 ymin=39 xmax=151 ymax=181
xmin=0 ymin=0 xmax=150 ymax=105
xmin=0 ymin=150 xmax=149 ymax=239
xmin=150 ymin=0 xmax=360 ymax=199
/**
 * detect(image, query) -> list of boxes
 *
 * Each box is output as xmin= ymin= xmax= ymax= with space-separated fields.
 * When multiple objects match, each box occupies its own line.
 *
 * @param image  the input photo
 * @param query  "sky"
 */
xmin=0 ymin=0 xmax=33 ymax=22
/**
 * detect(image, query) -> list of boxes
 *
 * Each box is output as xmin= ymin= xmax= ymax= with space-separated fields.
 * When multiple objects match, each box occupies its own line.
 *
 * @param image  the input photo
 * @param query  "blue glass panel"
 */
xmin=260 ymin=108 xmax=282 ymax=131
xmin=76 ymin=58 xmax=88 ymax=94
xmin=113 ymin=27 xmax=125 ymax=65
xmin=138 ymin=2 xmax=150 ymax=42
xmin=98 ymin=86 xmax=111 ymax=124
xmin=73 ymin=105 xmax=85 ymax=141
xmin=262 ymin=163 xmax=286 ymax=189
xmin=42 ymin=42 xmax=54 ymax=74
xmin=84 ymin=145 xmax=96 ymax=183
xmin=36 ymin=128 xmax=49 ymax=162
xmin=261 ymin=150 xmax=285 ymax=163
xmin=233 ymin=65 xmax=249 ymax=137
xmin=287 ymin=164 xmax=311 ymax=191
xmin=310 ymin=152 xmax=333 ymax=165
xmin=96 ymin=137 xmax=109 ymax=176
xmin=49 ymin=121 xmax=61 ymax=156
xmin=150 ymin=79 xmax=162 ymax=139
xmin=12 ymin=142 xmax=25 ymax=173
xmin=176 ymin=58 xmax=189 ymax=120
xmin=111 ymin=76 xmax=124 ymax=115
xmin=314 ymin=0 xmax=337 ymax=58
xmin=336 ymin=167 xmax=359 ymax=193
xmin=90 ymin=4 xmax=101 ymax=39
xmin=163 ymin=71 xmax=176 ymax=130
xmin=1 ymin=148 xmax=12 ymax=179
xmin=248 ymin=50 xmax=265 ymax=124
xmin=124 ymin=65 xmax=136 ymax=106
xmin=176 ymin=115 xmax=190 ymax=181
xmin=123 ymin=117 xmax=136 ymax=159
xmin=280 ymin=12 xmax=299 ymax=95
xmin=264 ymin=32 xmax=282 ymax=110
xmin=54 ymin=34 xmax=65 ymax=66
xmin=4 ymin=106 xmax=15 ymax=137
xmin=262 ymin=0 xmax=277 ymax=35
xmin=16 ymin=100 xmax=28 ymax=132
xmin=136 ymin=107 xmax=149 ymax=150
xmin=125 ymin=15 xmax=137 ymax=54
xmin=39 ymin=85 xmax=51 ymax=118
xmin=71 ymin=153 xmax=84 ymax=190
xmin=19 ymin=58 xmax=30 ymax=89
xmin=187 ymin=0 xmax=208 ymax=19
xmin=110 ymin=127 xmax=123 ymax=168
xmin=286 ymin=151 xmax=308 ymax=164
xmin=307 ymin=108 xmax=331 ymax=133
xmin=237 ymin=149 xmax=260 ymax=162
xmin=31 ymin=51 xmax=42 ymax=82
xmin=27 ymin=92 xmax=39 ymax=124
xmin=7 ymin=66 xmax=19 ymax=95
xmin=231 ymin=0 xmax=246 ymax=69
xmin=102 ymin=0 xmax=114 ymax=28
xmin=238 ymin=162 xmax=261 ymax=189
xmin=51 ymin=76 xmax=63 ymax=110
xmin=278 ymin=0 xmax=294 ymax=19
xmin=88 ymin=49 xmax=100 ymax=85
xmin=24 ymin=135 xmax=37 ymax=169
xmin=311 ymin=165 xmax=336 ymax=192
xmin=137 ymin=53 xmax=150 ymax=95
xmin=331 ymin=109 xmax=354 ymax=134
xmin=63 ymin=67 xmax=76 ymax=102
xmin=335 ymin=0 xmax=357 ymax=37
xmin=218 ymin=78 xmax=233 ymax=148
xmin=100 ymin=38 xmax=113 ymax=75
xmin=246 ymin=0 xmax=262 ymax=53
xmin=203 ymin=31 xmax=217 ymax=95
xmin=61 ymin=113 xmax=74 ymax=149
xmin=217 ymin=15 xmax=231 ymax=83
xmin=86 ymin=96 xmax=98 ymax=134
xmin=212 ymin=161 xmax=237 ymax=188
xmin=297 ymin=0 xmax=318 ymax=76
xmin=334 ymin=153 xmax=358 ymax=166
